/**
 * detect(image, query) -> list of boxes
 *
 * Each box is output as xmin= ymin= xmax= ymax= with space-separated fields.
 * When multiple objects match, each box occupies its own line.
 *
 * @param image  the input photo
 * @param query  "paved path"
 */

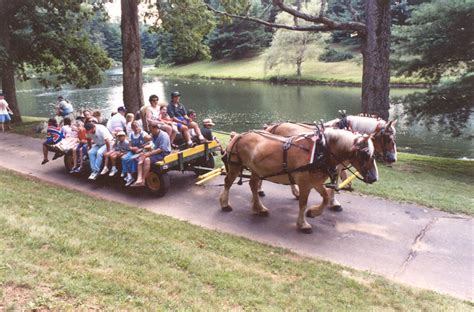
xmin=0 ymin=132 xmax=472 ymax=301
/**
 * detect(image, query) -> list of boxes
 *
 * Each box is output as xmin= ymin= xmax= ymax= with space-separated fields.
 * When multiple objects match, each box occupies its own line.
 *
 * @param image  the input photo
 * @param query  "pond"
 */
xmin=15 ymin=69 xmax=473 ymax=159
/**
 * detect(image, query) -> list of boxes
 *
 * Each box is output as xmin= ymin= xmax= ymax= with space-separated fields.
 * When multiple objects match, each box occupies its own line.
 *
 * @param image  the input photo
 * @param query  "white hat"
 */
xmin=203 ymin=118 xmax=215 ymax=126
xmin=116 ymin=131 xmax=126 ymax=136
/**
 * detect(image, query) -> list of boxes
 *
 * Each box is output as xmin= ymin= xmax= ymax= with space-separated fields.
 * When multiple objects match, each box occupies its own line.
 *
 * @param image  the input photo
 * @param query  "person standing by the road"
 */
xmin=0 ymin=92 xmax=13 ymax=132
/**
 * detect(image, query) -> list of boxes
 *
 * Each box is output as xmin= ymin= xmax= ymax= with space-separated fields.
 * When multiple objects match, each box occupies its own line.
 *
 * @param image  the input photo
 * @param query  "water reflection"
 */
xmin=14 ymin=72 xmax=473 ymax=159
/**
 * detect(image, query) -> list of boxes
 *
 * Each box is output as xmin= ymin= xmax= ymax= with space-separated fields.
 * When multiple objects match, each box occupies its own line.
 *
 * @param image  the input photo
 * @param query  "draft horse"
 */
xmin=220 ymin=128 xmax=378 ymax=233
xmin=264 ymin=115 xmax=397 ymax=208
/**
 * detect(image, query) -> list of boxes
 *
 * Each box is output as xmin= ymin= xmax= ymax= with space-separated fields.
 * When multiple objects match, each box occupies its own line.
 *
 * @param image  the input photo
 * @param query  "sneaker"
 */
xmin=69 ymin=166 xmax=78 ymax=173
xmin=125 ymin=177 xmax=135 ymax=187
xmin=100 ymin=167 xmax=109 ymax=175
xmin=41 ymin=159 xmax=49 ymax=165
xmin=74 ymin=166 xmax=82 ymax=173
xmin=52 ymin=152 xmax=62 ymax=160
xmin=120 ymin=172 xmax=126 ymax=178
xmin=109 ymin=167 xmax=118 ymax=177
xmin=88 ymin=172 xmax=98 ymax=180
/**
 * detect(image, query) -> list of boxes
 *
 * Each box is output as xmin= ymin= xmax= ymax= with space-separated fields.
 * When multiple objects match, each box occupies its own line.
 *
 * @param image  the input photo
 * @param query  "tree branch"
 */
xmin=344 ymin=0 xmax=360 ymax=22
xmin=206 ymin=4 xmax=331 ymax=32
xmin=319 ymin=0 xmax=326 ymax=18
xmin=272 ymin=0 xmax=366 ymax=34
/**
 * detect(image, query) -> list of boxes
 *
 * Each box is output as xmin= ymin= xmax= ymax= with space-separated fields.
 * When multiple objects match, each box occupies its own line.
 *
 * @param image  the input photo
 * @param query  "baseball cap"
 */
xmin=203 ymin=118 xmax=215 ymax=126
xmin=117 ymin=131 xmax=126 ymax=136
xmin=117 ymin=106 xmax=127 ymax=113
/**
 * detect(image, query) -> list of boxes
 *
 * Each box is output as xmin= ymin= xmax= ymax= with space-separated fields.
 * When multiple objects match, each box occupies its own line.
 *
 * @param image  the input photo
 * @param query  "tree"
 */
xmin=121 ymin=0 xmax=144 ymax=113
xmin=154 ymin=0 xmax=215 ymax=64
xmin=264 ymin=1 xmax=324 ymax=78
xmin=0 ymin=1 xmax=111 ymax=122
xmin=393 ymin=0 xmax=473 ymax=134
xmin=207 ymin=0 xmax=393 ymax=120
xmin=207 ymin=1 xmax=273 ymax=60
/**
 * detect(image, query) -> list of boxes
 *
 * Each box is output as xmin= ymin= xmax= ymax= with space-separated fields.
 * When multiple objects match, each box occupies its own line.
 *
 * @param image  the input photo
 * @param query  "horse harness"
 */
xmin=224 ymin=129 xmax=337 ymax=186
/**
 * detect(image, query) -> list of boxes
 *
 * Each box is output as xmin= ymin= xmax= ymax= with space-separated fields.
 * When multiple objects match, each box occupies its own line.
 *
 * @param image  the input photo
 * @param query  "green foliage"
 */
xmin=141 ymin=26 xmax=160 ymax=59
xmin=393 ymin=0 xmax=473 ymax=81
xmin=394 ymin=73 xmax=474 ymax=137
xmin=264 ymin=1 xmax=325 ymax=77
xmin=0 ymin=1 xmax=112 ymax=89
xmin=393 ymin=0 xmax=474 ymax=135
xmin=318 ymin=47 xmax=354 ymax=62
xmin=207 ymin=1 xmax=273 ymax=59
xmin=155 ymin=0 xmax=215 ymax=64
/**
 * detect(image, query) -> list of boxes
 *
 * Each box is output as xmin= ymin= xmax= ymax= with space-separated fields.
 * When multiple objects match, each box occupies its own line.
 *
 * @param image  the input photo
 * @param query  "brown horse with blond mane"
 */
xmin=220 ymin=128 xmax=378 ymax=233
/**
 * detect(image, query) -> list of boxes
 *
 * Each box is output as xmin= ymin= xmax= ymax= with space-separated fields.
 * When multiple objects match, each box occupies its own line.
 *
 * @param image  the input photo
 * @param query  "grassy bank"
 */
xmin=0 ymin=169 xmax=471 ymax=310
xmin=214 ymin=132 xmax=473 ymax=216
xmin=148 ymin=55 xmax=425 ymax=85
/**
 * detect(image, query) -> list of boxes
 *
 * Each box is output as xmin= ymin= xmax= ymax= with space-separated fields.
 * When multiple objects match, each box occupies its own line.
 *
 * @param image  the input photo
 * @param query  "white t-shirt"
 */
xmin=89 ymin=124 xmax=113 ymax=146
xmin=62 ymin=125 xmax=73 ymax=138
xmin=0 ymin=99 xmax=10 ymax=115
xmin=107 ymin=113 xmax=127 ymax=133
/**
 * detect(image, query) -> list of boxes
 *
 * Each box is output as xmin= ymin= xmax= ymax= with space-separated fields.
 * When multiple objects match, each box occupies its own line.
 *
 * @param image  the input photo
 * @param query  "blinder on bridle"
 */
xmin=375 ymin=124 xmax=396 ymax=162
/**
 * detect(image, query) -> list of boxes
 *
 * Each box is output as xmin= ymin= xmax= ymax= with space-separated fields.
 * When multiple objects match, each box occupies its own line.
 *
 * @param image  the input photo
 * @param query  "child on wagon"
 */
xmin=70 ymin=120 xmax=88 ymax=173
xmin=121 ymin=121 xmax=147 ymax=186
xmin=41 ymin=118 xmax=64 ymax=165
xmin=100 ymin=131 xmax=129 ymax=176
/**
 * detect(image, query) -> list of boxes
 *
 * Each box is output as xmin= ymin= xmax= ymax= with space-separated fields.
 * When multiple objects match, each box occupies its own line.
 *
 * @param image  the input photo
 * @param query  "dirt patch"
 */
xmin=0 ymin=282 xmax=33 ymax=310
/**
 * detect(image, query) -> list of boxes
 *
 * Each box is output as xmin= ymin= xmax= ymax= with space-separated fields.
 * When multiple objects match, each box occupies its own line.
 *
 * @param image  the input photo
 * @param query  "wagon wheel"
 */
xmin=193 ymin=154 xmax=215 ymax=176
xmin=145 ymin=172 xmax=170 ymax=197
xmin=64 ymin=150 xmax=75 ymax=172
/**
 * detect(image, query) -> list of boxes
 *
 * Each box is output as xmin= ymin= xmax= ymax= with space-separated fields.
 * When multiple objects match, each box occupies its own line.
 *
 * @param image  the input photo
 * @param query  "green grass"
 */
xmin=148 ymin=54 xmax=425 ymax=85
xmin=214 ymin=132 xmax=473 ymax=216
xmin=0 ymin=169 xmax=471 ymax=310
xmin=10 ymin=116 xmax=47 ymax=139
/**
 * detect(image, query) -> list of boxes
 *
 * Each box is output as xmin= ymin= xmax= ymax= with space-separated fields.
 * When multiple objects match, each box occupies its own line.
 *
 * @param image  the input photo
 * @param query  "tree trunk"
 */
xmin=1 ymin=63 xmax=21 ymax=122
xmin=361 ymin=0 xmax=391 ymax=120
xmin=0 ymin=0 xmax=21 ymax=122
xmin=121 ymin=0 xmax=144 ymax=114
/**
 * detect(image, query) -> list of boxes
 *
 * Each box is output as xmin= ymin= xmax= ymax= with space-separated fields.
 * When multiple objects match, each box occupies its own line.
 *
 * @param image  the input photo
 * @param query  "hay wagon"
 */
xmin=61 ymin=140 xmax=220 ymax=196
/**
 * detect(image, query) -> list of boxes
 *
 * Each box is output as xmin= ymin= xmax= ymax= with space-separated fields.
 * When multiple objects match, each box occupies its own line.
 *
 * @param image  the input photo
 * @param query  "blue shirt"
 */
xmin=152 ymin=130 xmax=171 ymax=154
xmin=167 ymin=102 xmax=187 ymax=119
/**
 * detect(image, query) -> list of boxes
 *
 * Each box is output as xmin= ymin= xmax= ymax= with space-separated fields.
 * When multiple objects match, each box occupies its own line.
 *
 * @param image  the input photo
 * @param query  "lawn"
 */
xmin=0 ymin=169 xmax=471 ymax=310
xmin=148 ymin=54 xmax=425 ymax=85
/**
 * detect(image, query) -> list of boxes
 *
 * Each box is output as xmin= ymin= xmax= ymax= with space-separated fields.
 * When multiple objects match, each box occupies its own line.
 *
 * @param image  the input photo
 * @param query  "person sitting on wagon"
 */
xmin=159 ymin=105 xmax=195 ymax=148
xmin=167 ymin=91 xmax=208 ymax=145
xmin=70 ymin=120 xmax=88 ymax=173
xmin=107 ymin=106 xmax=127 ymax=135
xmin=121 ymin=121 xmax=147 ymax=186
xmin=131 ymin=123 xmax=171 ymax=187
xmin=145 ymin=94 xmax=174 ymax=140
xmin=201 ymin=118 xmax=217 ymax=141
xmin=56 ymin=96 xmax=74 ymax=120
xmin=41 ymin=118 xmax=64 ymax=165
xmin=100 ymin=131 xmax=129 ymax=177
xmin=85 ymin=122 xmax=113 ymax=180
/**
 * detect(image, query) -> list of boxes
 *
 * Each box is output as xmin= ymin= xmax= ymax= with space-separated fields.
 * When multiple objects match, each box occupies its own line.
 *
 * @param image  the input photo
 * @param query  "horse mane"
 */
xmin=347 ymin=115 xmax=387 ymax=134
xmin=324 ymin=128 xmax=374 ymax=157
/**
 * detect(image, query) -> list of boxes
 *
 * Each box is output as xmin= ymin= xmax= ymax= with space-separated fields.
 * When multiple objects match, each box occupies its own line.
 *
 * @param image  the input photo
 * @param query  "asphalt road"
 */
xmin=0 ymin=132 xmax=472 ymax=301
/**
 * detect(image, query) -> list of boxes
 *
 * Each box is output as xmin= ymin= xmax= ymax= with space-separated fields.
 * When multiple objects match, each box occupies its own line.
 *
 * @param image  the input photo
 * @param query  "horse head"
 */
xmin=350 ymin=134 xmax=379 ymax=184
xmin=373 ymin=119 xmax=397 ymax=163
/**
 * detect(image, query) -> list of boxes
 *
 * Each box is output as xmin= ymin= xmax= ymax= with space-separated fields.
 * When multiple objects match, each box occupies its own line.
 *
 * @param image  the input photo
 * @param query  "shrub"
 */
xmin=318 ymin=48 xmax=354 ymax=62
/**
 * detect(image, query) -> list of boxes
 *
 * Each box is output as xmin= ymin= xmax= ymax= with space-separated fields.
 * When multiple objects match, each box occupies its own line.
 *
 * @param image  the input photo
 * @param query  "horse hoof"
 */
xmin=299 ymin=227 xmax=313 ymax=234
xmin=329 ymin=205 xmax=343 ymax=212
xmin=306 ymin=210 xmax=315 ymax=218
xmin=258 ymin=210 xmax=269 ymax=217
xmin=221 ymin=206 xmax=233 ymax=212
xmin=258 ymin=191 xmax=266 ymax=197
xmin=293 ymin=195 xmax=299 ymax=200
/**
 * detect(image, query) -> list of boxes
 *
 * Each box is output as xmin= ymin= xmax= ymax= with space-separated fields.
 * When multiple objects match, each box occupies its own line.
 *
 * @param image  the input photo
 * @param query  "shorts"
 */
xmin=150 ymin=151 xmax=170 ymax=163
xmin=0 ymin=114 xmax=11 ymax=123
xmin=175 ymin=117 xmax=190 ymax=130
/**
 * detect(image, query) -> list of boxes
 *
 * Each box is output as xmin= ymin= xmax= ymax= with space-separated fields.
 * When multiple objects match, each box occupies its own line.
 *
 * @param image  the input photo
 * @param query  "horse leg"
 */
xmin=257 ymin=179 xmax=265 ymax=197
xmin=290 ymin=184 xmax=300 ymax=199
xmin=306 ymin=183 xmax=329 ymax=218
xmin=250 ymin=174 xmax=269 ymax=216
xmin=219 ymin=164 xmax=240 ymax=212
xmin=327 ymin=187 xmax=343 ymax=212
xmin=296 ymin=184 xmax=313 ymax=234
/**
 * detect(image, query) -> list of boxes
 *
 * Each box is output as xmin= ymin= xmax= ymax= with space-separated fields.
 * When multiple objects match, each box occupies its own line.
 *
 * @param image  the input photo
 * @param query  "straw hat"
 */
xmin=203 ymin=118 xmax=215 ymax=126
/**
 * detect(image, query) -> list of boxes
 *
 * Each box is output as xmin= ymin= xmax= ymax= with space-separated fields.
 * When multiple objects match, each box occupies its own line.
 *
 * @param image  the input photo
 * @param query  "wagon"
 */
xmin=62 ymin=140 xmax=220 ymax=196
